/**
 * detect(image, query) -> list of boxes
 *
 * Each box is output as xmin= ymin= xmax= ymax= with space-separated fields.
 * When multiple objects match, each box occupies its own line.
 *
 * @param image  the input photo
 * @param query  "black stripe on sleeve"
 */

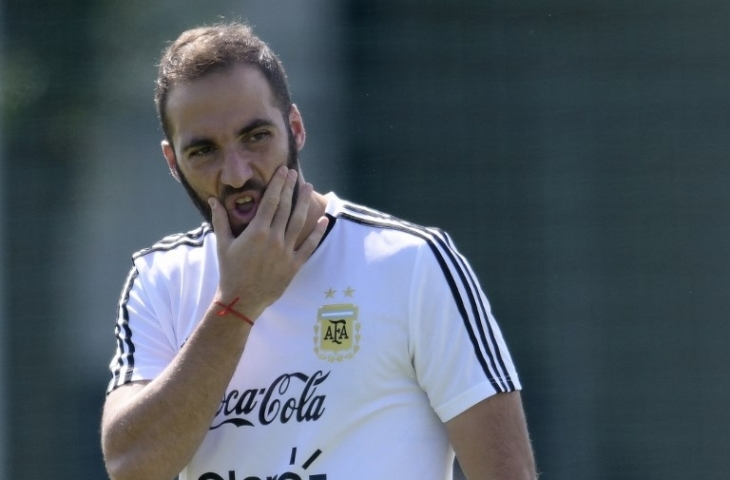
xmin=107 ymin=266 xmax=138 ymax=394
xmin=108 ymin=224 xmax=211 ymax=394
xmin=340 ymin=204 xmax=516 ymax=393
xmin=430 ymin=228 xmax=516 ymax=391
xmin=133 ymin=223 xmax=211 ymax=260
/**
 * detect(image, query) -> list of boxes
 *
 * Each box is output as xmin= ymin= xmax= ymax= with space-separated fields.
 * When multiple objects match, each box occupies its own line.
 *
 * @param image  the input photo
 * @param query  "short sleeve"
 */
xmin=408 ymin=229 xmax=521 ymax=422
xmin=106 ymin=259 xmax=179 ymax=393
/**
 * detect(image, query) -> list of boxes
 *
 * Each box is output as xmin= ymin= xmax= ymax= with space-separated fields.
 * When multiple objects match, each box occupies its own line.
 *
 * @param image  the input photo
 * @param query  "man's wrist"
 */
xmin=214 ymin=296 xmax=255 ymax=326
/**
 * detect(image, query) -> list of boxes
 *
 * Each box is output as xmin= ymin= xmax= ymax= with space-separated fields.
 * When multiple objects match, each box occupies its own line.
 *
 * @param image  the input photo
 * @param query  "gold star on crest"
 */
xmin=324 ymin=288 xmax=336 ymax=299
xmin=344 ymin=286 xmax=355 ymax=297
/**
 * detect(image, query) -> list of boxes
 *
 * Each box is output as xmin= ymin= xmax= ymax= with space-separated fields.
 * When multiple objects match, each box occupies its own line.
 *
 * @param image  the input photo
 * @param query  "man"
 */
xmin=101 ymin=22 xmax=536 ymax=480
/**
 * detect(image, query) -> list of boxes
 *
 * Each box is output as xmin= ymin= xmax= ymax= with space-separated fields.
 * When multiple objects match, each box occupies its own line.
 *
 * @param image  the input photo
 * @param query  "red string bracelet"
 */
xmin=214 ymin=296 xmax=254 ymax=326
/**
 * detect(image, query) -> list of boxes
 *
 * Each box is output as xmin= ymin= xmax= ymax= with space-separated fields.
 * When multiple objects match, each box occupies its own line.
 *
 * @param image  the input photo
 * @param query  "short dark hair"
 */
xmin=155 ymin=22 xmax=292 ymax=141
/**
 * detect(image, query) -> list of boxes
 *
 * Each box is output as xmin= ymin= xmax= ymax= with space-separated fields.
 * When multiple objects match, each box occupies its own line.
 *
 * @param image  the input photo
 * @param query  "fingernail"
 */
xmin=208 ymin=198 xmax=216 ymax=208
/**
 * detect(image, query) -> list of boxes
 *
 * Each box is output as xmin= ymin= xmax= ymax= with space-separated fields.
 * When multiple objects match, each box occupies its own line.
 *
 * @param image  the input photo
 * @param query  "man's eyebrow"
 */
xmin=181 ymin=137 xmax=213 ymax=154
xmin=238 ymin=118 xmax=276 ymax=137
xmin=180 ymin=119 xmax=276 ymax=154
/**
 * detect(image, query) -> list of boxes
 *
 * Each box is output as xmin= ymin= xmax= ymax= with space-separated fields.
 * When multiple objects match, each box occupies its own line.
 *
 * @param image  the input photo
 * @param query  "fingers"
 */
xmin=284 ymin=182 xmax=313 ymax=245
xmin=209 ymin=197 xmax=232 ymax=246
xmin=253 ymin=165 xmax=289 ymax=227
xmin=270 ymin=168 xmax=299 ymax=233
xmin=260 ymin=167 xmax=311 ymax=249
xmin=233 ymin=165 xmax=318 ymax=254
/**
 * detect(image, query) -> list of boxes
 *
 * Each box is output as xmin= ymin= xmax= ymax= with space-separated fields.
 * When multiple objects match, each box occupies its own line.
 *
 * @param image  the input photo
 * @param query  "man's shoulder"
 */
xmin=132 ymin=223 xmax=213 ymax=262
xmin=330 ymin=195 xmax=447 ymax=245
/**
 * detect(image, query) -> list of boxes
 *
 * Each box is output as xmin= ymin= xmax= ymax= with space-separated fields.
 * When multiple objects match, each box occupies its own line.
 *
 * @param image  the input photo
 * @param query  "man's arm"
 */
xmin=446 ymin=391 xmax=537 ymax=480
xmin=101 ymin=168 xmax=328 ymax=480
xmin=101 ymin=307 xmax=254 ymax=480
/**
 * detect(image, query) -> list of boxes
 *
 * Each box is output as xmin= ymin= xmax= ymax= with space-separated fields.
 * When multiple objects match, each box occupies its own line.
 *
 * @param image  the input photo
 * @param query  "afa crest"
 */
xmin=314 ymin=303 xmax=361 ymax=362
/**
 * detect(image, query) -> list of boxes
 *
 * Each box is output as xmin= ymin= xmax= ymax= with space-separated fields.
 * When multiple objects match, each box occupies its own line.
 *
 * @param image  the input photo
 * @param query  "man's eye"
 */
xmin=249 ymin=131 xmax=271 ymax=143
xmin=189 ymin=146 xmax=213 ymax=158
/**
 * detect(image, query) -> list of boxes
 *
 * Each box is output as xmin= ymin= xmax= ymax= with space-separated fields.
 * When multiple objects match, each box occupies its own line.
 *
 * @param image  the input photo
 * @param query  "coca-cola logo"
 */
xmin=211 ymin=370 xmax=329 ymax=430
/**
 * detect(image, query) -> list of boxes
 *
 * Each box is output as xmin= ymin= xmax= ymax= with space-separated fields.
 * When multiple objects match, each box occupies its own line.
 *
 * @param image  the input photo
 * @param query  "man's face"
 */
xmin=162 ymin=64 xmax=305 ymax=237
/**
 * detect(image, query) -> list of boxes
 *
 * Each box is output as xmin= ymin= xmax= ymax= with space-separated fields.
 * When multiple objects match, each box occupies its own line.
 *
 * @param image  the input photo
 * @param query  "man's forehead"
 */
xmin=166 ymin=64 xmax=282 ymax=141
xmin=167 ymin=64 xmax=274 ymax=110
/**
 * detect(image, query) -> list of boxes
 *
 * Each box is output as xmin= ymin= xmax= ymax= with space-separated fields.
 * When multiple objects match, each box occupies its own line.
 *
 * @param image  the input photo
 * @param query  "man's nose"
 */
xmin=220 ymin=149 xmax=253 ymax=188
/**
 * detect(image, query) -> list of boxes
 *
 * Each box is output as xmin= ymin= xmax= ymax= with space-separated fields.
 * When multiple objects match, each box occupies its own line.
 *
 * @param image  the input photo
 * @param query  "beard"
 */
xmin=176 ymin=123 xmax=300 ymax=237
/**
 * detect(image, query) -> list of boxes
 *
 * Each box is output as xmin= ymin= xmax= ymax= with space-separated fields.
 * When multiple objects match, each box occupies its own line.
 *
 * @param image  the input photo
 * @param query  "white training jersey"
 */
xmin=108 ymin=192 xmax=521 ymax=480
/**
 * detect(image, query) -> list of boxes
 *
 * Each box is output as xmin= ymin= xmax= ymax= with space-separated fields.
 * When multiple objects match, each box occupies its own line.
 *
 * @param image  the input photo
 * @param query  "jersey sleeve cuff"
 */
xmin=434 ymin=378 xmax=522 ymax=422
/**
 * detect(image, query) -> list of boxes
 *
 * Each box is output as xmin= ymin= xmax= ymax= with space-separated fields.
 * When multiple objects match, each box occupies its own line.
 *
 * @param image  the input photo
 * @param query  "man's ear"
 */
xmin=161 ymin=140 xmax=181 ymax=182
xmin=289 ymin=104 xmax=306 ymax=151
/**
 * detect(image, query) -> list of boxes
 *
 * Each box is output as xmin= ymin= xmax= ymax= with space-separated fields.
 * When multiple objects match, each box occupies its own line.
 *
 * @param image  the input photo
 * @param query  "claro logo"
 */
xmin=211 ymin=370 xmax=329 ymax=430
xmin=198 ymin=447 xmax=327 ymax=480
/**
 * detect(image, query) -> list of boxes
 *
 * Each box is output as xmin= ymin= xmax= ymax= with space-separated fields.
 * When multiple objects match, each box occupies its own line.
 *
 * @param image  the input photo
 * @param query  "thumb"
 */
xmin=209 ymin=197 xmax=233 ymax=246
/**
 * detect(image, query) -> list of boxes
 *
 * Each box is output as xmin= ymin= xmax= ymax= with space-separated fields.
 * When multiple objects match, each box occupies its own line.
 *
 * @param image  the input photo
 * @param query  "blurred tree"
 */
xmin=2 ymin=0 xmax=105 ymax=477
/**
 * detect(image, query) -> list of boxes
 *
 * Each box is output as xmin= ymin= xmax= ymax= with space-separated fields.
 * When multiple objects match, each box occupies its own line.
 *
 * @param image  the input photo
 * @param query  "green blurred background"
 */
xmin=3 ymin=0 xmax=730 ymax=478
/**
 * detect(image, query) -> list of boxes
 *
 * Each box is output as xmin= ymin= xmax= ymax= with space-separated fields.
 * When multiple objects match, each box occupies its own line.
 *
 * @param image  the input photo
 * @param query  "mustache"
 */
xmin=219 ymin=179 xmax=267 ymax=202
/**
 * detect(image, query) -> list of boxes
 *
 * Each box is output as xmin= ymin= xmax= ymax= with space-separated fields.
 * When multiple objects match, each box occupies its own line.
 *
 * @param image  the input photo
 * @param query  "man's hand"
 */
xmin=210 ymin=165 xmax=328 ymax=320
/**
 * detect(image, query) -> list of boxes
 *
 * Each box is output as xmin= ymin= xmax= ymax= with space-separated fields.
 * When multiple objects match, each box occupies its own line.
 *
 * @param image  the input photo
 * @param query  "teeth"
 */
xmin=235 ymin=196 xmax=253 ymax=205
